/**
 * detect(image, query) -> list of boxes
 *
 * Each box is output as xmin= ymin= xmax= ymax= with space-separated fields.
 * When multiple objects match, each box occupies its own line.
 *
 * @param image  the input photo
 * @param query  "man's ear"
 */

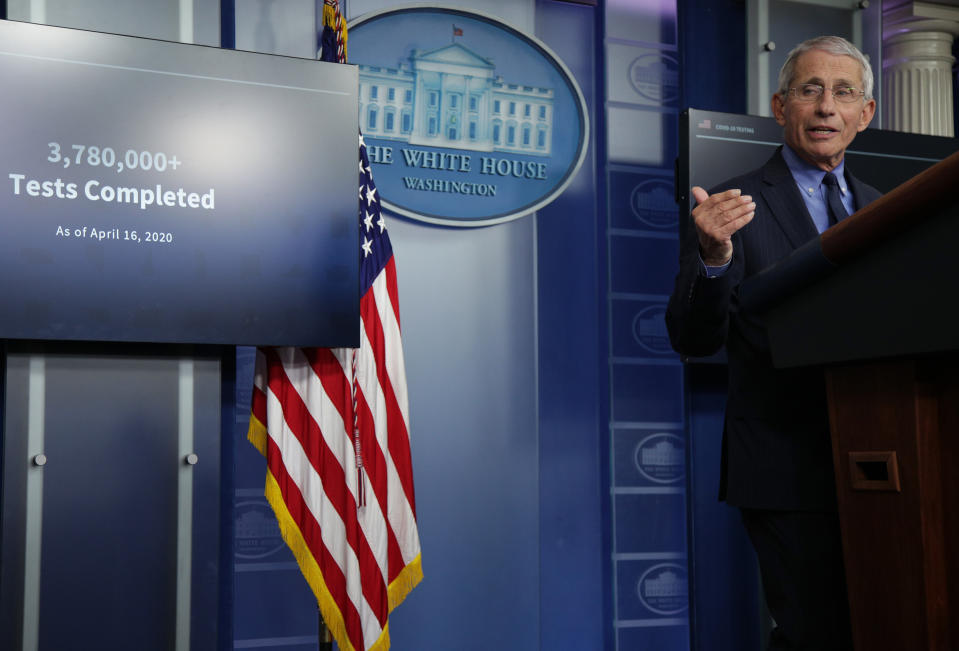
xmin=857 ymin=98 xmax=876 ymax=132
xmin=771 ymin=93 xmax=786 ymax=127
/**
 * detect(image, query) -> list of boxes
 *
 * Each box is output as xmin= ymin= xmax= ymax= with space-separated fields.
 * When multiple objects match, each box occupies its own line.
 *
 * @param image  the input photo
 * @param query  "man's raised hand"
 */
xmin=691 ymin=186 xmax=756 ymax=266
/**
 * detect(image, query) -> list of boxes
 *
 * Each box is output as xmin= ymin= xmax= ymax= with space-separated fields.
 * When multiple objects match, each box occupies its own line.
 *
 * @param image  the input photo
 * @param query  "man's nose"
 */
xmin=816 ymin=88 xmax=837 ymax=112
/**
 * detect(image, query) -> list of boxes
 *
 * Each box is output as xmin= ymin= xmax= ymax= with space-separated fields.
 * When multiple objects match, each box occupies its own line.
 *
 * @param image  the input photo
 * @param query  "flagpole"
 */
xmin=318 ymin=614 xmax=332 ymax=651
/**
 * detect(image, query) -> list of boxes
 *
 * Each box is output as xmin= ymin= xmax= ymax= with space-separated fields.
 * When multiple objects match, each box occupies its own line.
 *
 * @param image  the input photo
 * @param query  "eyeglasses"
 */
xmin=787 ymin=83 xmax=865 ymax=103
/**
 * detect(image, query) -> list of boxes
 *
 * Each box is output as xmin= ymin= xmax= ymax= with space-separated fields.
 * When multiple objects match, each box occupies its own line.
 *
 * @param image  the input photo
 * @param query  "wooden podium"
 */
xmin=741 ymin=150 xmax=959 ymax=651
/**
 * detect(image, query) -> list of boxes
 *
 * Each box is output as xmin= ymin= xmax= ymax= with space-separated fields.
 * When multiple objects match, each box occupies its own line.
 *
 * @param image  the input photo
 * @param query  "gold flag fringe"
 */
xmin=321 ymin=2 xmax=348 ymax=61
xmin=247 ymin=414 xmax=268 ymax=456
xmin=247 ymin=414 xmax=423 ymax=651
xmin=388 ymin=553 xmax=423 ymax=611
xmin=263 ymin=470 xmax=360 ymax=651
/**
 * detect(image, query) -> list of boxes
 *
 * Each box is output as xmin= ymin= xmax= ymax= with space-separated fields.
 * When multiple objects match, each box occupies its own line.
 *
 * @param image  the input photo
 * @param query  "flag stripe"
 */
xmin=276 ymin=348 xmax=392 ymax=630
xmin=312 ymin=347 xmax=395 ymax=557
xmin=365 ymin=265 xmax=420 ymax=576
xmin=263 ymin=432 xmax=365 ymax=649
xmin=312 ymin=346 xmax=402 ymax=597
xmin=384 ymin=254 xmax=402 ymax=330
xmin=379 ymin=259 xmax=410 ymax=436
xmin=351 ymin=385 xmax=408 ymax=585
xmin=360 ymin=279 xmax=417 ymax=518
xmin=264 ymin=400 xmax=385 ymax=650
xmin=264 ymin=348 xmax=390 ymax=632
xmin=355 ymin=301 xmax=419 ymax=584
xmin=305 ymin=347 xmax=352 ymax=429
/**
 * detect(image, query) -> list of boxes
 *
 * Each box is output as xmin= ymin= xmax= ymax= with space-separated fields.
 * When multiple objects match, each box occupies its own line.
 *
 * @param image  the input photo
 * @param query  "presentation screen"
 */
xmin=0 ymin=19 xmax=359 ymax=347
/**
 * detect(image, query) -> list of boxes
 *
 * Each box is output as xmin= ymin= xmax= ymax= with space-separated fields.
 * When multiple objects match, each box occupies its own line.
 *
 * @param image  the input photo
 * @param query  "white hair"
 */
xmin=777 ymin=36 xmax=874 ymax=100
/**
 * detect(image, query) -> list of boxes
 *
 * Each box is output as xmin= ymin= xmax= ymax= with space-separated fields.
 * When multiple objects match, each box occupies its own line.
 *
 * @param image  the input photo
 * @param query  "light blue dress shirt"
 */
xmin=780 ymin=144 xmax=854 ymax=234
xmin=701 ymin=145 xmax=855 ymax=277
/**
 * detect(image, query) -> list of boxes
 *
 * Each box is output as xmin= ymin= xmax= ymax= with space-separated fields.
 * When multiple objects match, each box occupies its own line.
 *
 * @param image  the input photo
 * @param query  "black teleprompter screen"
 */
xmin=680 ymin=108 xmax=959 ymax=220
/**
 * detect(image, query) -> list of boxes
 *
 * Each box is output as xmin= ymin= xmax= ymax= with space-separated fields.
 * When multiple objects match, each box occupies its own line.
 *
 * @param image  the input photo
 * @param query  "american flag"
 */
xmin=248 ymin=133 xmax=422 ymax=651
xmin=248 ymin=5 xmax=422 ymax=649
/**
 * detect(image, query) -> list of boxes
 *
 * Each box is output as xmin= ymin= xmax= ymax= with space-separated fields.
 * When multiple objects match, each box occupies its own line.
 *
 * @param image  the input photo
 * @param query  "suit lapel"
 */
xmin=845 ymin=170 xmax=878 ymax=212
xmin=760 ymin=148 xmax=819 ymax=248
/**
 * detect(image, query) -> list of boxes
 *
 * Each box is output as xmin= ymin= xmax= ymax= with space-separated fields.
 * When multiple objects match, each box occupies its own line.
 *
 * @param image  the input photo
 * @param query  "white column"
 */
xmin=179 ymin=0 xmax=194 ymax=43
xmin=22 ymin=356 xmax=45 ymax=651
xmin=882 ymin=2 xmax=959 ymax=136
xmin=175 ymin=359 xmax=195 ymax=651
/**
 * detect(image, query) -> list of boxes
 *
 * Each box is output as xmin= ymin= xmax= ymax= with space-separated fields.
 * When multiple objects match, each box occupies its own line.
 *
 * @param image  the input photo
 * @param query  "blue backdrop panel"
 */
xmin=606 ymin=0 xmax=678 ymax=45
xmin=676 ymin=0 xmax=746 ymax=114
xmin=233 ymin=568 xmax=318 ymax=643
xmin=234 ymin=346 xmax=255 ymax=424
xmin=609 ymin=168 xmax=678 ymax=232
xmin=685 ymin=363 xmax=763 ymax=651
xmin=234 ymin=495 xmax=287 ymax=568
xmin=615 ymin=558 xmax=689 ymax=620
xmin=235 ymin=424 xmax=270 ymax=485
xmin=534 ymin=1 xmax=607 ymax=649
xmin=611 ymin=363 xmax=683 ymax=423
xmin=607 ymin=108 xmax=679 ymax=167
xmin=608 ymin=43 xmax=679 ymax=111
xmin=609 ymin=235 xmax=679 ymax=296
xmin=614 ymin=493 xmax=686 ymax=553
xmin=611 ymin=299 xmax=673 ymax=358
xmin=613 ymin=426 xmax=685 ymax=487
xmin=604 ymin=8 xmax=685 ymax=647
xmin=234 ymin=640 xmax=316 ymax=650
xmin=617 ymin=624 xmax=690 ymax=650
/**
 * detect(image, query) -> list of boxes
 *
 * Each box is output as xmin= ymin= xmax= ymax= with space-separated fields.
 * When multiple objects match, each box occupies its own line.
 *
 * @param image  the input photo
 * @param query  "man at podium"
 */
xmin=666 ymin=36 xmax=878 ymax=651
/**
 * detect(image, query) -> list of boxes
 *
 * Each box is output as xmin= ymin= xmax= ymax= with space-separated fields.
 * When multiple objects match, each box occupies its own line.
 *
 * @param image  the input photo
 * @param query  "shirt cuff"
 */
xmin=699 ymin=255 xmax=730 ymax=278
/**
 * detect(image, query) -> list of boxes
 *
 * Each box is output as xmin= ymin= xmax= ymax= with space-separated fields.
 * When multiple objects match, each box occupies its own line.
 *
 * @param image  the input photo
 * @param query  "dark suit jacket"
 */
xmin=666 ymin=147 xmax=881 ymax=511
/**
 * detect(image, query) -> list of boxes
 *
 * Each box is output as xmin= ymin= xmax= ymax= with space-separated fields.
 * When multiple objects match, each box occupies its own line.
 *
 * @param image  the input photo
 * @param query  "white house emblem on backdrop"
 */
xmin=359 ymin=43 xmax=555 ymax=156
xmin=630 ymin=178 xmax=677 ymax=229
xmin=634 ymin=432 xmax=685 ymax=483
xmin=235 ymin=501 xmax=286 ymax=559
xmin=348 ymin=7 xmax=589 ymax=226
xmin=638 ymin=563 xmax=689 ymax=616
xmin=632 ymin=304 xmax=673 ymax=355
xmin=628 ymin=53 xmax=679 ymax=104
